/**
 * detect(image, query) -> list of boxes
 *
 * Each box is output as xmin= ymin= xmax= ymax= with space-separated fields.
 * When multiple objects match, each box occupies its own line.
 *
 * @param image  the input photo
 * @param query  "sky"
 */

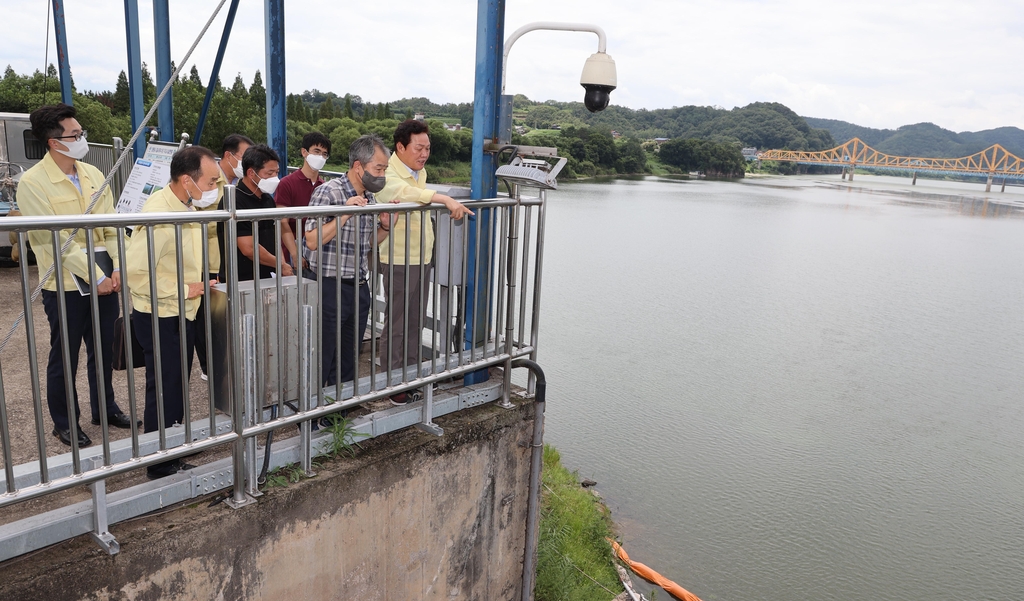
xmin=3 ymin=0 xmax=1024 ymax=134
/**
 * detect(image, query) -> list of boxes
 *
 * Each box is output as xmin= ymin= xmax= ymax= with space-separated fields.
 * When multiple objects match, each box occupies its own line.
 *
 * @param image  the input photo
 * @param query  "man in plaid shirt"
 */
xmin=303 ymin=135 xmax=393 ymax=388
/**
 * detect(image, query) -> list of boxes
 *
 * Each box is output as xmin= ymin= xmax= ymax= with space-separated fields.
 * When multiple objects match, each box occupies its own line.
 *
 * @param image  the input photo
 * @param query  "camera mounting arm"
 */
xmin=501 ymin=22 xmax=610 ymax=95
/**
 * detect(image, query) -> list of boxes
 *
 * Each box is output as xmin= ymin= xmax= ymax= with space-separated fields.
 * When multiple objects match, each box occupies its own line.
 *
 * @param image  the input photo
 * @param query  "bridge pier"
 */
xmin=912 ymin=172 xmax=917 ymax=185
xmin=848 ymin=166 xmax=854 ymax=181
xmin=1001 ymin=178 xmax=1006 ymax=193
xmin=985 ymin=173 xmax=993 ymax=193
xmin=841 ymin=168 xmax=846 ymax=180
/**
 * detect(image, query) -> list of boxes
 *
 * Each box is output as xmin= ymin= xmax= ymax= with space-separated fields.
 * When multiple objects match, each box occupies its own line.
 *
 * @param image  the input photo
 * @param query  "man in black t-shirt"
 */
xmin=218 ymin=144 xmax=299 ymax=281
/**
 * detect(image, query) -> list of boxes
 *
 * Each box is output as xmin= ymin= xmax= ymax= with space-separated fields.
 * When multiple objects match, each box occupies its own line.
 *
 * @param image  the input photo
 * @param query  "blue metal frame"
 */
xmin=464 ymin=0 xmax=505 ymax=385
xmin=195 ymin=0 xmax=241 ymax=146
xmin=153 ymin=0 xmax=174 ymax=142
xmin=51 ymin=1 xmax=74 ymax=105
xmin=264 ymin=0 xmax=287 ymax=165
xmin=123 ymin=0 xmax=146 ymax=158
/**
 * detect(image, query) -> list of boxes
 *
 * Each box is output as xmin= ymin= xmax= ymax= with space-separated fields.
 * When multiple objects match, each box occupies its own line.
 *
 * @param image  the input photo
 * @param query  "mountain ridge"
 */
xmin=803 ymin=117 xmax=1024 ymax=158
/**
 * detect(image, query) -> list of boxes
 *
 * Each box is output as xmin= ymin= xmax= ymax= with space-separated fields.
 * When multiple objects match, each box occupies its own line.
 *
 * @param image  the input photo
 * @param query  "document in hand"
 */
xmin=73 ymin=247 xmax=114 ymax=296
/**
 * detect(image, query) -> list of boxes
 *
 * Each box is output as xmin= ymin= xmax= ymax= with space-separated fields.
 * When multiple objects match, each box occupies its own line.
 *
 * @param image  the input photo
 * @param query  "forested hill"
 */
xmin=509 ymin=98 xmax=835 ymax=151
xmin=803 ymin=117 xmax=1024 ymax=158
xmin=382 ymin=95 xmax=835 ymax=151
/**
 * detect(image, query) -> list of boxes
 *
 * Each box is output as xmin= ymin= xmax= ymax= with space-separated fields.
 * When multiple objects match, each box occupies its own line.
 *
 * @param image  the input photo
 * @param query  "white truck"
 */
xmin=0 ymin=112 xmax=39 ymax=216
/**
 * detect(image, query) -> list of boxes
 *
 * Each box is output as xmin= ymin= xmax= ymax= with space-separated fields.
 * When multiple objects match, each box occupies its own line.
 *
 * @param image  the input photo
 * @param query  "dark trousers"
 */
xmin=378 ymin=263 xmax=426 ymax=373
xmin=192 ymin=294 xmax=209 ymax=375
xmin=306 ymin=269 xmax=371 ymax=387
xmin=41 ymin=289 xmax=121 ymax=431
xmin=132 ymin=309 xmax=195 ymax=434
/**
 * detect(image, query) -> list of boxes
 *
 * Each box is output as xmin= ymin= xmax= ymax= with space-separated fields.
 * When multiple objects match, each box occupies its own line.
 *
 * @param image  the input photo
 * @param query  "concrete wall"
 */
xmin=0 ymin=400 xmax=536 ymax=600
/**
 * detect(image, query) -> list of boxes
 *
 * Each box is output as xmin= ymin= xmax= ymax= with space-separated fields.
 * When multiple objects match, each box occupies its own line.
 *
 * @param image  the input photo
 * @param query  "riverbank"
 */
xmin=536 ymin=445 xmax=624 ymax=601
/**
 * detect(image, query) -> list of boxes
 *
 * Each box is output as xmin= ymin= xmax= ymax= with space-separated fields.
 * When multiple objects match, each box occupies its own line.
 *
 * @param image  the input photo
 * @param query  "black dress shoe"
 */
xmin=53 ymin=427 xmax=92 ymax=447
xmin=146 ymin=461 xmax=196 ymax=480
xmin=92 ymin=413 xmax=141 ymax=429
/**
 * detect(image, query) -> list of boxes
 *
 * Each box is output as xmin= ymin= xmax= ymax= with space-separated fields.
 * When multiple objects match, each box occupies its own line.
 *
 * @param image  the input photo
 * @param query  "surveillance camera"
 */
xmin=580 ymin=52 xmax=617 ymax=112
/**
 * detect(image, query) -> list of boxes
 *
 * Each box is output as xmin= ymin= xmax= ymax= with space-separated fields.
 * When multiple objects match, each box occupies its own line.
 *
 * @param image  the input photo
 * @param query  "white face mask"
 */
xmin=232 ymin=161 xmax=244 ymax=180
xmin=256 ymin=175 xmax=280 ymax=195
xmin=188 ymin=178 xmax=220 ymax=208
xmin=55 ymin=136 xmax=90 ymax=160
xmin=305 ymin=153 xmax=327 ymax=171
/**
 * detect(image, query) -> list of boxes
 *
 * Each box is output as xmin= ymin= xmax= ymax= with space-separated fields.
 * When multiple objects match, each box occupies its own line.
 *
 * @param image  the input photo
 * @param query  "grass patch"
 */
xmin=261 ymin=414 xmax=367 ymax=490
xmin=427 ymin=160 xmax=472 ymax=184
xmin=536 ymin=445 xmax=623 ymax=601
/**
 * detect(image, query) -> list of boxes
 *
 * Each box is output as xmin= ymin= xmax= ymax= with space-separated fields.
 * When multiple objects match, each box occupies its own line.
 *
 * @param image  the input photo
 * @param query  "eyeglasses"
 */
xmin=55 ymin=131 xmax=88 ymax=142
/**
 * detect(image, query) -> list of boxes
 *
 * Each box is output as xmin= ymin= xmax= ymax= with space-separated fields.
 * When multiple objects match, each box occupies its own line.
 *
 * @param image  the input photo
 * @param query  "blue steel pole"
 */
xmin=465 ymin=0 xmax=504 ymax=385
xmin=264 ymin=0 xmax=287 ymax=165
xmin=124 ymin=0 xmax=146 ymax=158
xmin=153 ymin=0 xmax=174 ymax=142
xmin=194 ymin=0 xmax=240 ymax=146
xmin=51 ymin=0 xmax=74 ymax=105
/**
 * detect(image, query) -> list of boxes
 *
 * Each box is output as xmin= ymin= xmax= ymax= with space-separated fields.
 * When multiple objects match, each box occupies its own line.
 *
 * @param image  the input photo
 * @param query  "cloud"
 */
xmin=2 ymin=0 xmax=1022 ymax=132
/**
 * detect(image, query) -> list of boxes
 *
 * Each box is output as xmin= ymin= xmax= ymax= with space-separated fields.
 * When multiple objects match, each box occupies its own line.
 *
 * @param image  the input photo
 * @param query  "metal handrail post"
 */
xmin=224 ymin=185 xmax=255 ymax=508
xmin=299 ymin=304 xmax=314 ymax=476
xmin=527 ymin=191 xmax=548 ymax=396
xmin=499 ymin=187 xmax=520 ymax=409
xmin=89 ymin=480 xmax=119 ymax=555
xmin=243 ymin=314 xmax=260 ymax=498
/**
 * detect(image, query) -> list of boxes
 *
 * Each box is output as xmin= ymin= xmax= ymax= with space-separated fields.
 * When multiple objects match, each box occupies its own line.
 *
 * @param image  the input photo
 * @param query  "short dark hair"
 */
xmin=222 ymin=133 xmax=254 ymax=155
xmin=241 ymin=144 xmax=280 ymax=177
xmin=170 ymin=146 xmax=217 ymax=182
xmin=393 ymin=119 xmax=429 ymax=150
xmin=301 ymin=131 xmax=331 ymax=154
xmin=30 ymin=103 xmax=77 ymax=147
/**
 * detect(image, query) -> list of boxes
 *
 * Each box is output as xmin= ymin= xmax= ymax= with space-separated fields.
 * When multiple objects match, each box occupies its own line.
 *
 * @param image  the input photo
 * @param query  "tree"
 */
xmin=616 ymin=138 xmax=648 ymax=173
xmin=112 ymin=70 xmax=130 ymax=116
xmin=140 ymin=62 xmax=156 ymax=106
xmin=329 ymin=127 xmax=361 ymax=164
xmin=529 ymin=105 xmax=558 ymax=129
xmin=659 ymin=138 xmax=744 ymax=177
xmin=189 ymin=65 xmax=203 ymax=86
xmin=343 ymin=94 xmax=354 ymax=119
xmin=248 ymin=70 xmax=266 ymax=110
xmin=230 ymin=73 xmax=248 ymax=99
xmin=425 ymin=120 xmax=456 ymax=162
xmin=318 ymin=97 xmax=335 ymax=120
xmin=584 ymin=131 xmax=617 ymax=168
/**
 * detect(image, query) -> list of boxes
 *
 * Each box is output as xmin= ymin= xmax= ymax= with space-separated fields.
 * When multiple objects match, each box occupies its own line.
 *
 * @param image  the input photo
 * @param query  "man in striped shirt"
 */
xmin=303 ymin=135 xmax=392 ymax=388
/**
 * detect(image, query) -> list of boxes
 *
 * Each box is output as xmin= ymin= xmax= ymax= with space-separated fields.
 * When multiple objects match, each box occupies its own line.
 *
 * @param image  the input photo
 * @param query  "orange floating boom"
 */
xmin=609 ymin=539 xmax=703 ymax=601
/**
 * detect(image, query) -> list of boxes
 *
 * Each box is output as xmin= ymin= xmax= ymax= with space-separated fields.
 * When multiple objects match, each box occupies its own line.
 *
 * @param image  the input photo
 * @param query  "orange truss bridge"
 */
xmin=757 ymin=138 xmax=1024 ymax=188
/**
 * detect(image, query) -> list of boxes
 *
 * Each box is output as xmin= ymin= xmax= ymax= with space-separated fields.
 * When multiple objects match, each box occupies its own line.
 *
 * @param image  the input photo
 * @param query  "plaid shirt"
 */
xmin=302 ymin=173 xmax=377 ymax=280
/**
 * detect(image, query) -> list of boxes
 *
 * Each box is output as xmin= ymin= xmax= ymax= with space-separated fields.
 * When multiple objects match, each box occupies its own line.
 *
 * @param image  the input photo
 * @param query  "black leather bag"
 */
xmin=112 ymin=315 xmax=146 ymax=370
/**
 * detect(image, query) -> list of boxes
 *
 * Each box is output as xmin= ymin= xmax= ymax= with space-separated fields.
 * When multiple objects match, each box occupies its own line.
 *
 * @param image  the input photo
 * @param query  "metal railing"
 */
xmin=0 ymin=183 xmax=546 ymax=559
xmin=84 ymin=139 xmax=134 ymax=201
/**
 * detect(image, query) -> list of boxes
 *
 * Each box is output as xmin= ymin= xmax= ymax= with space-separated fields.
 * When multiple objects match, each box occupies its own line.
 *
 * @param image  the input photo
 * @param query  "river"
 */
xmin=533 ymin=174 xmax=1024 ymax=601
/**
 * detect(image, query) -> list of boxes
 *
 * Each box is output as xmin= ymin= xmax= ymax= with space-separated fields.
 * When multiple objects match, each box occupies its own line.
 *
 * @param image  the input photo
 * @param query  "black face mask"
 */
xmin=361 ymin=170 xmax=386 ymax=193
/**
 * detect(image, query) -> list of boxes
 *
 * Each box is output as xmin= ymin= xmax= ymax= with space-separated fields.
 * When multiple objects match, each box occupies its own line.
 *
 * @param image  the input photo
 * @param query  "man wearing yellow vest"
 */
xmin=17 ymin=103 xmax=136 ymax=447
xmin=376 ymin=120 xmax=472 ymax=405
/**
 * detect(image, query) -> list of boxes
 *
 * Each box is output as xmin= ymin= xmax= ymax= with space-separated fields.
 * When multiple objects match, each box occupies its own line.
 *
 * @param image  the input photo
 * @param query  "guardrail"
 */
xmin=0 ymin=184 xmax=546 ymax=560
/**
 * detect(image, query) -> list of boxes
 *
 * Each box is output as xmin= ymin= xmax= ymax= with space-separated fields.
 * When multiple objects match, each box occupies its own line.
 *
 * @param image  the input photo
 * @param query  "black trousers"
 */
xmin=305 ymin=269 xmax=371 ymax=387
xmin=41 ymin=289 xmax=121 ymax=431
xmin=132 ymin=309 xmax=195 ymax=434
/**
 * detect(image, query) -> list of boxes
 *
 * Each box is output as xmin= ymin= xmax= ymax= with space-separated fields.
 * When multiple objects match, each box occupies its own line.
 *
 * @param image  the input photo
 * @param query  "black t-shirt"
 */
xmin=218 ymin=183 xmax=279 ymax=282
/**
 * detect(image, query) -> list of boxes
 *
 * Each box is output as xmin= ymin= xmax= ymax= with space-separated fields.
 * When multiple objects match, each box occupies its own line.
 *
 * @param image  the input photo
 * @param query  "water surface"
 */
xmin=535 ymin=174 xmax=1024 ymax=601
